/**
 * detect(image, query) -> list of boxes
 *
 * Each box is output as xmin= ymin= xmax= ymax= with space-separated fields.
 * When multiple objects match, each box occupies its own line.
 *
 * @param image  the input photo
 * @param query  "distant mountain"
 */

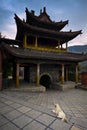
xmin=68 ymin=45 xmax=87 ymax=71
xmin=68 ymin=45 xmax=87 ymax=53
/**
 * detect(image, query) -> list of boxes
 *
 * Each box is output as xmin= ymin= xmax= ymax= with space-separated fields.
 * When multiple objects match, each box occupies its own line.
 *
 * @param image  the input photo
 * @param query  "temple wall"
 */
xmin=81 ymin=72 xmax=87 ymax=85
xmin=30 ymin=65 xmax=37 ymax=83
xmin=40 ymin=64 xmax=60 ymax=82
xmin=29 ymin=64 xmax=60 ymax=83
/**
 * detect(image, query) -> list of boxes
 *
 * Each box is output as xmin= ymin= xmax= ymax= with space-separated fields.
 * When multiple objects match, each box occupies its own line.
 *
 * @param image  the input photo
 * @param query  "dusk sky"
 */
xmin=0 ymin=0 xmax=87 ymax=46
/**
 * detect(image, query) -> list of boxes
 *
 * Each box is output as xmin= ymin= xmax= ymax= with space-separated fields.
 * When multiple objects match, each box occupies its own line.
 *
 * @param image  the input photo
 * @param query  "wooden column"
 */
xmin=66 ymin=42 xmax=68 ymax=52
xmin=58 ymin=40 xmax=60 ymax=50
xmin=23 ymin=33 xmax=27 ymax=48
xmin=0 ymin=51 xmax=2 ymax=90
xmin=16 ymin=63 xmax=19 ymax=88
xmin=76 ymin=64 xmax=78 ymax=83
xmin=37 ymin=64 xmax=40 ymax=86
xmin=35 ymin=36 xmax=38 ymax=47
xmin=66 ymin=66 xmax=68 ymax=81
xmin=61 ymin=64 xmax=64 ymax=84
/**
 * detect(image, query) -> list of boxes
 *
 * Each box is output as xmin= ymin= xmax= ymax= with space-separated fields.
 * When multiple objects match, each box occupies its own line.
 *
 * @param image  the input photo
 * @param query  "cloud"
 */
xmin=2 ymin=23 xmax=16 ymax=39
xmin=1 ymin=11 xmax=26 ymax=39
xmin=0 ymin=0 xmax=87 ymax=46
xmin=0 ymin=0 xmax=14 ymax=12
xmin=69 ymin=33 xmax=87 ymax=46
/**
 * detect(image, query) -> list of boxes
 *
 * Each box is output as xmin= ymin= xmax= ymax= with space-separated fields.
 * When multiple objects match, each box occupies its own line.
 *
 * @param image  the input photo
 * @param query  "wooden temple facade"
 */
xmin=0 ymin=7 xmax=87 ymax=90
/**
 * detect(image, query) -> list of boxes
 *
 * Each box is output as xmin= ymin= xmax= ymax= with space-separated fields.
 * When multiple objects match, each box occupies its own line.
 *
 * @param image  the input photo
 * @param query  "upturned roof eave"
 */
xmin=15 ymin=14 xmax=82 ymax=44
xmin=25 ymin=8 xmax=68 ymax=31
xmin=1 ymin=43 xmax=86 ymax=63
xmin=25 ymin=7 xmax=68 ymax=25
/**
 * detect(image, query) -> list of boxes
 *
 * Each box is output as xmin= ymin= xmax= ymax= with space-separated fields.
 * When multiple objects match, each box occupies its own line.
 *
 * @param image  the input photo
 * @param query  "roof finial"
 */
xmin=40 ymin=9 xmax=42 ymax=15
xmin=25 ymin=8 xmax=28 ymax=12
xmin=43 ymin=7 xmax=46 ymax=13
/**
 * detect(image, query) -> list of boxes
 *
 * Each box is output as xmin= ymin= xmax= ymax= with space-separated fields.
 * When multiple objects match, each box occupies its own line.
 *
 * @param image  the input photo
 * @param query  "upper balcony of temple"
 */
xmin=14 ymin=8 xmax=82 ymax=52
xmin=14 ymin=14 xmax=82 ymax=44
xmin=25 ymin=7 xmax=68 ymax=31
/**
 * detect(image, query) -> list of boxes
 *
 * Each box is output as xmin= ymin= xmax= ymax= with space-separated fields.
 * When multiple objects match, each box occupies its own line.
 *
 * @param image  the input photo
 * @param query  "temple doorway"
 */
xmin=40 ymin=74 xmax=52 ymax=89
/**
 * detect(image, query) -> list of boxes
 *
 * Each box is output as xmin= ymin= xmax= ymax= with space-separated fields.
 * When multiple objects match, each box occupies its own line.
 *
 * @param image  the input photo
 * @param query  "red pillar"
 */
xmin=0 ymin=50 xmax=2 ymax=90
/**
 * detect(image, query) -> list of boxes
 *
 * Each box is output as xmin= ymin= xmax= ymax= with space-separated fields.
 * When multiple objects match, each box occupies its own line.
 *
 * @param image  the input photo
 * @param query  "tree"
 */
xmin=0 ymin=32 xmax=5 ymax=38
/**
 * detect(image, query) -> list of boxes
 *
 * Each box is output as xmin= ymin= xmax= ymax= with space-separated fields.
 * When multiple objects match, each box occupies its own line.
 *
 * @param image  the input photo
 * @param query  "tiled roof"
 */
xmin=25 ymin=8 xmax=68 ymax=31
xmin=15 ymin=14 xmax=82 ymax=45
xmin=1 ymin=43 xmax=87 ymax=63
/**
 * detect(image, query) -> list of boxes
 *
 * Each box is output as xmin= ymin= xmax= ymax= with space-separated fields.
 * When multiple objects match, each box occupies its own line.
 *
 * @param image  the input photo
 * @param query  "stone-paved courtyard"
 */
xmin=0 ymin=88 xmax=87 ymax=130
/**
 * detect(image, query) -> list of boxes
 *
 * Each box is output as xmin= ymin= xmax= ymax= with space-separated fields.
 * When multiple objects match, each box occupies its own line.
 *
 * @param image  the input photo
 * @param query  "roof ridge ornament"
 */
xmin=43 ymin=7 xmax=46 ymax=13
xmin=40 ymin=9 xmax=42 ymax=15
xmin=25 ymin=7 xmax=28 ymax=12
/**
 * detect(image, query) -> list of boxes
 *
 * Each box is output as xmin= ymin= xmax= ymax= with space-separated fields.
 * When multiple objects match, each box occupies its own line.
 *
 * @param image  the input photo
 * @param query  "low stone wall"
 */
xmin=75 ymin=83 xmax=87 ymax=90
xmin=4 ymin=85 xmax=46 ymax=92
xmin=53 ymin=81 xmax=76 ymax=91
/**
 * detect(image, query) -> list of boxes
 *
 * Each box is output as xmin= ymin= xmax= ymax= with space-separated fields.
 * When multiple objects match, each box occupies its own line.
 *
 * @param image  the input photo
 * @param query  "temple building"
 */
xmin=0 ymin=7 xmax=87 ymax=91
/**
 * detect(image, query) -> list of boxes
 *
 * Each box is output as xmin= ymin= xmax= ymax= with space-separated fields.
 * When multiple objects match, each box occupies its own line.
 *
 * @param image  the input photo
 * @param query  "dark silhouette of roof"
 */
xmin=0 ymin=7 xmax=85 ymax=64
xmin=25 ymin=7 xmax=68 ymax=31
xmin=15 ymin=14 xmax=82 ymax=46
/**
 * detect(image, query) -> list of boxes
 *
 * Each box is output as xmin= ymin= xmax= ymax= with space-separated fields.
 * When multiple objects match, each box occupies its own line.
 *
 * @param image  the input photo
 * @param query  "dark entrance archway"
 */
xmin=40 ymin=74 xmax=52 ymax=89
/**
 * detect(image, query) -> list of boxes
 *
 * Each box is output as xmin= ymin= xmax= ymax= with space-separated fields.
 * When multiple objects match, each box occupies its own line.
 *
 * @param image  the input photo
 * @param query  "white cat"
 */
xmin=52 ymin=104 xmax=68 ymax=123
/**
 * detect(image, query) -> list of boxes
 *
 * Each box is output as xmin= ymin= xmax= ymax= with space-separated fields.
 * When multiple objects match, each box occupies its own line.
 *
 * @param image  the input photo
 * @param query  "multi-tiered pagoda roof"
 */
xmin=0 ymin=7 xmax=87 ymax=90
xmin=15 ymin=7 xmax=82 ymax=47
xmin=0 ymin=7 xmax=86 ymax=63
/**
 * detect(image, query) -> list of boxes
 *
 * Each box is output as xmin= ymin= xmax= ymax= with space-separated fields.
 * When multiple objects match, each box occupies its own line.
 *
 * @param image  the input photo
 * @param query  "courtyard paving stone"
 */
xmin=0 ymin=115 xmax=9 ymax=126
xmin=17 ymin=106 xmax=31 ymax=113
xmin=12 ymin=114 xmax=33 ymax=128
xmin=71 ymin=126 xmax=82 ymax=130
xmin=0 ymin=122 xmax=20 ymax=130
xmin=36 ymin=113 xmax=56 ymax=126
xmin=10 ymin=102 xmax=22 ymax=108
xmin=49 ymin=119 xmax=71 ymax=130
xmin=0 ymin=88 xmax=87 ymax=130
xmin=23 ymin=120 xmax=46 ymax=130
xmin=70 ymin=117 xmax=87 ymax=129
xmin=0 ymin=102 xmax=6 ymax=108
xmin=25 ymin=109 xmax=42 ymax=119
xmin=4 ymin=100 xmax=14 ymax=105
xmin=0 ymin=105 xmax=14 ymax=114
xmin=3 ymin=110 xmax=22 ymax=120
